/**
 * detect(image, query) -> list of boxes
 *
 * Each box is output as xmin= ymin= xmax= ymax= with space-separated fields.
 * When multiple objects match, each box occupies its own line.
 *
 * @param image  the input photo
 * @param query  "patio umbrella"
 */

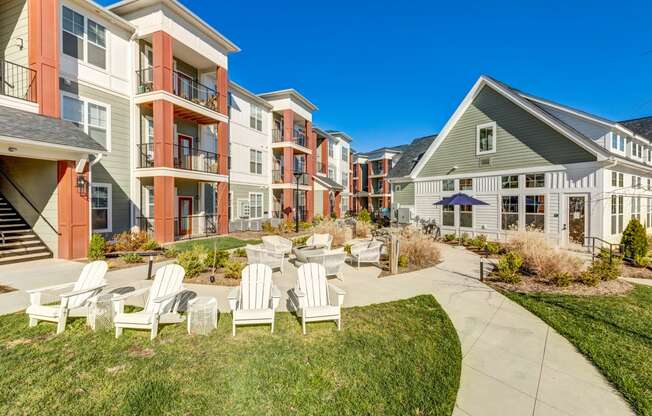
xmin=433 ymin=193 xmax=489 ymax=244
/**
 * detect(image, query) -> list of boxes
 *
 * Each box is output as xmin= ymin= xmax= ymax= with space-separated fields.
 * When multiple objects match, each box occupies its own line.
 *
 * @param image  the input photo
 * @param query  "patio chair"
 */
xmin=26 ymin=261 xmax=108 ymax=334
xmin=228 ymin=264 xmax=281 ymax=336
xmin=113 ymin=264 xmax=185 ymax=340
xmin=306 ymin=233 xmax=333 ymax=249
xmin=307 ymin=249 xmax=346 ymax=280
xmin=349 ymin=240 xmax=383 ymax=269
xmin=245 ymin=244 xmax=284 ymax=275
xmin=261 ymin=235 xmax=293 ymax=256
xmin=290 ymin=263 xmax=345 ymax=335
xmin=293 ymin=246 xmax=327 ymax=265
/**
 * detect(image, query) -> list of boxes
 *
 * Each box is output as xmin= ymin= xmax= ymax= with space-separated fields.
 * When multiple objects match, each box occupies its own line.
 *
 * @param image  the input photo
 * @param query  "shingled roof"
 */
xmin=619 ymin=116 xmax=652 ymax=142
xmin=388 ymin=134 xmax=437 ymax=178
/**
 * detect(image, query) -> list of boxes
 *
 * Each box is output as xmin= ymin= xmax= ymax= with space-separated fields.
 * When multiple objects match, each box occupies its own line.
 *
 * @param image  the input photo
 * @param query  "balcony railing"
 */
xmin=272 ymin=169 xmax=283 ymax=184
xmin=1 ymin=59 xmax=37 ymax=102
xmin=137 ymin=143 xmax=221 ymax=174
xmin=136 ymin=68 xmax=220 ymax=113
xmin=136 ymin=214 xmax=219 ymax=241
xmin=370 ymin=165 xmax=385 ymax=176
xmin=272 ymin=169 xmax=309 ymax=185
xmin=272 ymin=128 xmax=307 ymax=147
xmin=272 ymin=207 xmax=307 ymax=221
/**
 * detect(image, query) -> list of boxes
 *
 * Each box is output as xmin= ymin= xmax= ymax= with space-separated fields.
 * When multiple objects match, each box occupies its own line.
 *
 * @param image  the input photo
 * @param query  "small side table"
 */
xmin=87 ymin=293 xmax=114 ymax=332
xmin=187 ymin=296 xmax=218 ymax=336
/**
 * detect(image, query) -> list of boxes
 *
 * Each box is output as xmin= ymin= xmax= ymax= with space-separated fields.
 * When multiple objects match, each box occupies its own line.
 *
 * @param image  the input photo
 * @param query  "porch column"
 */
xmin=216 ymin=66 xmax=228 ymax=115
xmin=152 ymin=30 xmax=173 ymax=93
xmin=321 ymin=138 xmax=328 ymax=174
xmin=57 ymin=161 xmax=88 ymax=259
xmin=305 ymin=121 xmax=315 ymax=222
xmin=334 ymin=192 xmax=342 ymax=218
xmin=216 ymin=121 xmax=229 ymax=233
xmin=154 ymin=176 xmax=175 ymax=242
xmin=153 ymin=100 xmax=174 ymax=168
xmin=28 ymin=0 xmax=60 ymax=117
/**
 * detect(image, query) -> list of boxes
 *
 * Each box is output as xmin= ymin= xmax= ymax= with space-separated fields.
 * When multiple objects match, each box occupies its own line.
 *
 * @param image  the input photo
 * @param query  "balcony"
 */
xmin=272 ymin=169 xmax=309 ymax=185
xmin=137 ymin=213 xmax=219 ymax=241
xmin=136 ymin=68 xmax=220 ymax=113
xmin=272 ymin=129 xmax=308 ymax=148
xmin=272 ymin=207 xmax=307 ymax=221
xmin=1 ymin=59 xmax=37 ymax=103
xmin=137 ymin=143 xmax=221 ymax=174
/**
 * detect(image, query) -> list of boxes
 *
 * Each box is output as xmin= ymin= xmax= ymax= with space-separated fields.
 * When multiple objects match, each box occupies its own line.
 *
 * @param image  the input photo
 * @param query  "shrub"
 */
xmin=443 ymin=234 xmax=456 ymax=243
xmin=399 ymin=227 xmax=440 ymax=267
xmin=398 ymin=255 xmax=408 ymax=268
xmin=163 ymin=246 xmax=179 ymax=258
xmin=140 ymin=239 xmax=159 ymax=251
xmin=633 ymin=255 xmax=651 ymax=268
xmin=484 ymin=242 xmax=500 ymax=255
xmin=621 ymin=218 xmax=648 ymax=260
xmin=262 ymin=221 xmax=276 ymax=234
xmin=120 ymin=252 xmax=143 ymax=264
xmin=232 ymin=248 xmax=247 ymax=258
xmin=176 ymin=245 xmax=207 ymax=278
xmin=507 ymin=231 xmax=583 ymax=279
xmin=330 ymin=211 xmax=337 ymax=220
xmin=470 ymin=235 xmax=487 ymax=249
xmin=223 ymin=259 xmax=245 ymax=279
xmin=459 ymin=233 xmax=470 ymax=245
xmin=293 ymin=235 xmax=310 ymax=247
xmin=551 ymin=272 xmax=573 ymax=287
xmin=577 ymin=270 xmax=601 ymax=286
xmin=312 ymin=214 xmax=324 ymax=225
xmin=204 ymin=249 xmax=230 ymax=270
xmin=299 ymin=221 xmax=312 ymax=231
xmin=112 ymin=231 xmax=149 ymax=252
xmin=357 ymin=209 xmax=371 ymax=224
xmin=355 ymin=221 xmax=371 ymax=238
xmin=579 ymin=256 xmax=622 ymax=285
xmin=495 ymin=252 xmax=523 ymax=284
xmin=88 ymin=234 xmax=106 ymax=260
xmin=314 ymin=219 xmax=347 ymax=247
xmin=344 ymin=243 xmax=352 ymax=255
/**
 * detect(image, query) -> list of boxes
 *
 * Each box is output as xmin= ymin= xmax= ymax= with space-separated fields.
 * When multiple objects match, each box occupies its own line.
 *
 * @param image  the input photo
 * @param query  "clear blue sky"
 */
xmin=104 ymin=0 xmax=652 ymax=152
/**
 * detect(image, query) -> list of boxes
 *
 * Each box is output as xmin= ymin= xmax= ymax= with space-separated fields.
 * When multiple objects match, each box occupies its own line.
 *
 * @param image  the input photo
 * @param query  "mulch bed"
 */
xmin=0 ymin=284 xmax=16 ymax=294
xmin=378 ymin=259 xmax=441 ymax=278
xmin=621 ymin=264 xmax=652 ymax=280
xmin=486 ymin=276 xmax=634 ymax=296
xmin=183 ymin=256 xmax=248 ymax=287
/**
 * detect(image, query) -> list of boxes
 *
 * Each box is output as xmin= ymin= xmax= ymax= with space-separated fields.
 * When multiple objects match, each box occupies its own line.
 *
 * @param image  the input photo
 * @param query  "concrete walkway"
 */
xmin=0 ymin=245 xmax=634 ymax=416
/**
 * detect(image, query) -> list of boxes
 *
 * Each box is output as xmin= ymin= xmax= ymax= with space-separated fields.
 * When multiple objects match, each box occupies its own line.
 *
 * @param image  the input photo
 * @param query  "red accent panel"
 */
xmin=305 ymin=121 xmax=314 ymax=222
xmin=334 ymin=192 xmax=342 ymax=218
xmin=283 ymin=147 xmax=293 ymax=183
xmin=217 ymin=122 xmax=229 ymax=175
xmin=154 ymin=176 xmax=175 ymax=242
xmin=153 ymin=100 xmax=174 ymax=167
xmin=306 ymin=189 xmax=314 ymax=222
xmin=283 ymin=189 xmax=293 ymax=220
xmin=323 ymin=190 xmax=330 ymax=217
xmin=283 ymin=110 xmax=294 ymax=141
xmin=321 ymin=139 xmax=328 ymax=174
xmin=216 ymin=66 xmax=228 ymax=115
xmin=216 ymin=182 xmax=229 ymax=234
xmin=152 ymin=31 xmax=173 ymax=93
xmin=28 ymin=0 xmax=60 ymax=117
xmin=57 ymin=161 xmax=89 ymax=259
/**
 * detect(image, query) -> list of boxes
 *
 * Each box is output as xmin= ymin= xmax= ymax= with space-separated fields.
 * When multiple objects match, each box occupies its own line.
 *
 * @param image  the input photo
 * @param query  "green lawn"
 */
xmin=0 ymin=296 xmax=461 ymax=415
xmin=503 ymin=285 xmax=652 ymax=416
xmin=172 ymin=236 xmax=261 ymax=252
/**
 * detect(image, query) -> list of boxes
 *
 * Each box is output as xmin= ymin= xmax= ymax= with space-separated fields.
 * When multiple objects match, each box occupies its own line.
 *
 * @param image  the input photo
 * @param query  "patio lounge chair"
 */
xmin=245 ymin=244 xmax=285 ymax=275
xmin=306 ymin=233 xmax=333 ymax=249
xmin=290 ymin=263 xmax=345 ymax=335
xmin=113 ymin=264 xmax=185 ymax=340
xmin=306 ymin=249 xmax=346 ymax=280
xmin=26 ymin=261 xmax=108 ymax=334
xmin=261 ymin=235 xmax=293 ymax=256
xmin=228 ymin=264 xmax=281 ymax=336
xmin=293 ymin=246 xmax=327 ymax=265
xmin=349 ymin=240 xmax=383 ymax=269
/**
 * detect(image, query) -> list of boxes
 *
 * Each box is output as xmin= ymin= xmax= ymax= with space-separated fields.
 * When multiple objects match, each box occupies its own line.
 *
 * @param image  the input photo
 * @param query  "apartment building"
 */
xmin=0 ymin=0 xmax=355 ymax=264
xmin=390 ymin=75 xmax=652 ymax=246
xmin=352 ymin=146 xmax=403 ymax=214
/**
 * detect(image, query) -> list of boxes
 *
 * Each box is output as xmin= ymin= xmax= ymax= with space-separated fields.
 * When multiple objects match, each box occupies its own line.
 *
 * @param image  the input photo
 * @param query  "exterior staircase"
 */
xmin=0 ymin=192 xmax=52 ymax=265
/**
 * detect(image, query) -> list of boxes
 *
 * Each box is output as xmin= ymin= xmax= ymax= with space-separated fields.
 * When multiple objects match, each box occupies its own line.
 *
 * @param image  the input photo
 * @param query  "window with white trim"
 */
xmin=442 ymin=179 xmax=455 ymax=191
xmin=328 ymin=168 xmax=335 ymax=180
xmin=91 ymin=183 xmax=111 ymax=232
xmin=632 ymin=196 xmax=641 ymax=221
xmin=459 ymin=178 xmax=472 ymax=191
xmin=249 ymin=149 xmax=263 ymax=174
xmin=62 ymin=6 xmax=107 ymax=69
xmin=525 ymin=195 xmax=545 ymax=231
xmin=61 ymin=93 xmax=109 ymax=149
xmin=632 ymin=142 xmax=643 ymax=159
xmin=611 ymin=133 xmax=625 ymax=153
xmin=476 ymin=122 xmax=496 ymax=155
xmin=647 ymin=198 xmax=652 ymax=228
xmin=611 ymin=195 xmax=623 ymax=234
xmin=341 ymin=196 xmax=348 ymax=213
xmin=237 ymin=199 xmax=250 ymax=219
xmin=249 ymin=104 xmax=263 ymax=131
xmin=501 ymin=196 xmax=519 ymax=231
xmin=526 ymin=173 xmax=545 ymax=188
xmin=342 ymin=171 xmax=348 ymax=188
xmin=632 ymin=175 xmax=642 ymax=189
xmin=442 ymin=205 xmax=454 ymax=226
xmin=611 ymin=171 xmax=624 ymax=188
xmin=328 ymin=139 xmax=334 ymax=158
xmin=501 ymin=175 xmax=519 ymax=189
xmin=249 ymin=193 xmax=263 ymax=219
xmin=459 ymin=205 xmax=473 ymax=228
xmin=341 ymin=147 xmax=348 ymax=162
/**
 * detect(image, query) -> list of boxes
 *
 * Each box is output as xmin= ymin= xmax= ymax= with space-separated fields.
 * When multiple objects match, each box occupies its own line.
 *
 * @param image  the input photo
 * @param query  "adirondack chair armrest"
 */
xmin=27 ymin=282 xmax=76 ymax=306
xmin=327 ymin=284 xmax=346 ymax=307
xmin=294 ymin=289 xmax=307 ymax=308
xmin=59 ymin=283 xmax=107 ymax=307
xmin=151 ymin=289 xmax=183 ymax=304
xmin=271 ymin=285 xmax=281 ymax=310
xmin=227 ymin=287 xmax=239 ymax=311
xmin=111 ymin=286 xmax=150 ymax=302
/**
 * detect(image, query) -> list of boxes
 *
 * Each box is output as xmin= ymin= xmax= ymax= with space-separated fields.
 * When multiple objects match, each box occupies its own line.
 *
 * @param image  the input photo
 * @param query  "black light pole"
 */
xmin=293 ymin=171 xmax=303 ymax=233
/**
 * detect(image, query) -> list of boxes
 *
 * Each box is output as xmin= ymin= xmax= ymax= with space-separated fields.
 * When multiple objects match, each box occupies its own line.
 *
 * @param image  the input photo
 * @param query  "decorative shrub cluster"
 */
xmin=357 ymin=209 xmax=371 ymax=224
xmin=621 ymin=218 xmax=648 ymax=263
xmin=176 ymin=244 xmax=245 ymax=279
xmin=354 ymin=221 xmax=372 ymax=238
xmin=496 ymin=251 xmax=523 ymax=284
xmin=88 ymin=234 xmax=107 ymax=260
xmin=120 ymin=252 xmax=143 ymax=264
xmin=398 ymin=227 xmax=441 ymax=267
xmin=314 ymin=219 xmax=347 ymax=247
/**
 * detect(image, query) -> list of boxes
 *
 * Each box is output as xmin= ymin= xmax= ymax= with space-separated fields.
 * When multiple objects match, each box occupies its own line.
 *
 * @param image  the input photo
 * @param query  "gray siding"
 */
xmin=0 ymin=0 xmax=28 ymax=65
xmin=314 ymin=191 xmax=323 ymax=217
xmin=230 ymin=183 xmax=268 ymax=218
xmin=393 ymin=182 xmax=414 ymax=205
xmin=60 ymin=78 xmax=131 ymax=236
xmin=418 ymin=86 xmax=596 ymax=178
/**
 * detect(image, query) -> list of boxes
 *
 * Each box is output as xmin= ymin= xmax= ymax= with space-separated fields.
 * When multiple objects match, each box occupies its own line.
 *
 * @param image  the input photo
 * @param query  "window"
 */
xmin=632 ymin=197 xmax=641 ymax=221
xmin=442 ymin=205 xmax=454 ymax=226
xmin=525 ymin=195 xmax=545 ymax=231
xmin=91 ymin=183 xmax=111 ymax=232
xmin=249 ymin=149 xmax=263 ymax=174
xmin=249 ymin=104 xmax=263 ymax=131
xmin=611 ymin=195 xmax=624 ymax=234
xmin=526 ymin=173 xmax=545 ymax=188
xmin=459 ymin=205 xmax=473 ymax=228
xmin=647 ymin=199 xmax=652 ymax=228
xmin=342 ymin=172 xmax=348 ymax=188
xmin=632 ymin=175 xmax=642 ymax=189
xmin=62 ymin=6 xmax=107 ymax=69
xmin=459 ymin=178 xmax=472 ymax=191
xmin=611 ymin=133 xmax=625 ymax=153
xmin=476 ymin=122 xmax=496 ymax=154
xmin=501 ymin=196 xmax=519 ymax=231
xmin=501 ymin=175 xmax=519 ymax=189
xmin=442 ymin=179 xmax=455 ymax=191
xmin=328 ymin=168 xmax=335 ymax=180
xmin=648 ymin=178 xmax=651 ymax=191
xmin=61 ymin=93 xmax=109 ymax=149
xmin=249 ymin=193 xmax=263 ymax=219
xmin=341 ymin=196 xmax=349 ymax=213
xmin=632 ymin=142 xmax=643 ymax=159
xmin=611 ymin=171 xmax=624 ymax=188
xmin=328 ymin=139 xmax=334 ymax=158
xmin=237 ymin=199 xmax=250 ymax=219
xmin=341 ymin=148 xmax=348 ymax=162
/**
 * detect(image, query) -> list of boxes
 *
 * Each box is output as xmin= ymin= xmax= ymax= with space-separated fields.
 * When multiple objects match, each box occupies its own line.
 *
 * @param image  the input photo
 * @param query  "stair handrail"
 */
xmin=584 ymin=236 xmax=622 ymax=264
xmin=0 ymin=166 xmax=60 ymax=235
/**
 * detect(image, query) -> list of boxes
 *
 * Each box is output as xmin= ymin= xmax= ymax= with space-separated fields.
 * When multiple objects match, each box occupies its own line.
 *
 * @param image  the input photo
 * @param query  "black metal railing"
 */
xmin=272 ymin=169 xmax=309 ymax=185
xmin=136 ymin=68 xmax=154 ymax=94
xmin=135 ymin=68 xmax=220 ymax=113
xmin=137 ymin=216 xmax=155 ymax=237
xmin=1 ymin=59 xmax=37 ymax=102
xmin=272 ymin=169 xmax=284 ymax=184
xmin=272 ymin=128 xmax=307 ymax=147
xmin=137 ymin=143 xmax=220 ymax=174
xmin=137 ymin=143 xmax=155 ymax=168
xmin=584 ymin=236 xmax=623 ymax=263
xmin=175 ymin=213 xmax=219 ymax=240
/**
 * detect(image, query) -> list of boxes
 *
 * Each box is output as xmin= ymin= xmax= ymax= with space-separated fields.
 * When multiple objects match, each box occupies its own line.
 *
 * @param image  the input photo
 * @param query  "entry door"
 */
xmin=567 ymin=195 xmax=587 ymax=245
xmin=178 ymin=197 xmax=192 ymax=236
xmin=177 ymin=135 xmax=192 ymax=170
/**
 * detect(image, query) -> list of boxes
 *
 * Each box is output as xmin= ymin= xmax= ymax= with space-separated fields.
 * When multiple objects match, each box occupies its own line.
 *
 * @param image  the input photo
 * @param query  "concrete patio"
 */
xmin=0 ymin=243 xmax=634 ymax=416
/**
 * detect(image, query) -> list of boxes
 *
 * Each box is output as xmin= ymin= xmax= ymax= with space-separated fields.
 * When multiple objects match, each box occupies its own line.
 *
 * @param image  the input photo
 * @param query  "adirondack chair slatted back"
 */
xmin=245 ymin=246 xmax=261 ymax=264
xmin=240 ymin=264 xmax=273 ymax=310
xmin=68 ymin=261 xmax=108 ymax=308
xmin=297 ymin=263 xmax=329 ymax=307
xmin=145 ymin=264 xmax=185 ymax=314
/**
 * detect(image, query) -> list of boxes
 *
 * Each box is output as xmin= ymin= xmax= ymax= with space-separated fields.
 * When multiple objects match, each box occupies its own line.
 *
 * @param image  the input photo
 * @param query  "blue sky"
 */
xmin=103 ymin=0 xmax=652 ymax=152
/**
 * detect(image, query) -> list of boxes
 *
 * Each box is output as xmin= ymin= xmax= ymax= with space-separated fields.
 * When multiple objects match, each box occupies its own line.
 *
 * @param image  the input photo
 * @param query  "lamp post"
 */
xmin=293 ymin=171 xmax=304 ymax=233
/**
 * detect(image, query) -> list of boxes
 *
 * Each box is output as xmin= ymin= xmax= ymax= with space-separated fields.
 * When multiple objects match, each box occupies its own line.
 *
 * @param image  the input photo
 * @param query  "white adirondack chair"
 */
xmin=26 ymin=261 xmax=108 ymax=334
xmin=261 ymin=235 xmax=293 ymax=256
xmin=112 ymin=264 xmax=186 ymax=340
xmin=245 ymin=244 xmax=284 ymax=274
xmin=228 ymin=264 xmax=281 ymax=336
xmin=291 ymin=263 xmax=345 ymax=335
xmin=349 ymin=240 xmax=383 ymax=269
xmin=307 ymin=233 xmax=333 ymax=249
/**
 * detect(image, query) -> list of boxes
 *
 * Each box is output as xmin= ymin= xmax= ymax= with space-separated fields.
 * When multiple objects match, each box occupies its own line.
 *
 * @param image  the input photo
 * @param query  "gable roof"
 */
xmin=257 ymin=89 xmax=318 ymax=112
xmin=388 ymin=134 xmax=437 ymax=179
xmin=314 ymin=174 xmax=343 ymax=191
xmin=619 ymin=116 xmax=652 ymax=141
xmin=354 ymin=146 xmax=403 ymax=161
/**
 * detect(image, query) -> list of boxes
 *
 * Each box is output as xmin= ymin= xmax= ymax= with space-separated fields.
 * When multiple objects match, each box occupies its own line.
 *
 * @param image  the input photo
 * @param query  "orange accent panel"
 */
xmin=152 ymin=31 xmax=173 ymax=92
xmin=216 ymin=182 xmax=229 ymax=234
xmin=283 ymin=110 xmax=294 ymax=141
xmin=283 ymin=147 xmax=294 ymax=183
xmin=321 ymin=139 xmax=328 ymax=174
xmin=153 ymin=100 xmax=174 ymax=167
xmin=323 ymin=191 xmax=330 ymax=217
xmin=283 ymin=189 xmax=293 ymax=220
xmin=216 ymin=66 xmax=229 ymax=115
xmin=306 ymin=189 xmax=314 ymax=222
xmin=154 ymin=176 xmax=175 ymax=242
xmin=28 ymin=0 xmax=60 ymax=117
xmin=334 ymin=192 xmax=342 ymax=218
xmin=217 ymin=122 xmax=229 ymax=175
xmin=57 ymin=161 xmax=89 ymax=259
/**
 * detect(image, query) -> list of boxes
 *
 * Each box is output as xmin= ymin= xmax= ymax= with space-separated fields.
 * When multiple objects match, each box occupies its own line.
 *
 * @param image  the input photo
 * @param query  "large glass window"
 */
xmin=459 ymin=205 xmax=473 ymax=228
xmin=86 ymin=20 xmax=106 ymax=68
xmin=249 ymin=104 xmax=263 ymax=131
xmin=611 ymin=195 xmax=624 ymax=234
xmin=328 ymin=139 xmax=334 ymax=157
xmin=611 ymin=171 xmax=624 ymax=188
xmin=87 ymin=103 xmax=107 ymax=148
xmin=62 ymin=6 xmax=84 ymax=60
xmin=249 ymin=193 xmax=263 ymax=219
xmin=62 ymin=95 xmax=84 ymax=126
xmin=501 ymin=196 xmax=519 ymax=231
xmin=442 ymin=179 xmax=455 ymax=191
xmin=647 ymin=198 xmax=652 ymax=228
xmin=526 ymin=173 xmax=545 ymax=188
xmin=476 ymin=122 xmax=496 ymax=154
xmin=632 ymin=197 xmax=641 ymax=221
xmin=525 ymin=195 xmax=545 ymax=230
xmin=62 ymin=7 xmax=107 ymax=69
xmin=611 ymin=133 xmax=625 ymax=152
xmin=91 ymin=183 xmax=111 ymax=232
xmin=62 ymin=94 xmax=109 ymax=148
xmin=442 ymin=205 xmax=454 ymax=226
xmin=501 ymin=175 xmax=519 ymax=189
xmin=341 ymin=147 xmax=349 ymax=162
xmin=459 ymin=178 xmax=472 ymax=191
xmin=249 ymin=149 xmax=262 ymax=174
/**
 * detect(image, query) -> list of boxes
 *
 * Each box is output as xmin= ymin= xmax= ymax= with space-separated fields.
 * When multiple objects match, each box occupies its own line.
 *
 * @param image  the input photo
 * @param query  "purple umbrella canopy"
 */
xmin=433 ymin=193 xmax=489 ymax=206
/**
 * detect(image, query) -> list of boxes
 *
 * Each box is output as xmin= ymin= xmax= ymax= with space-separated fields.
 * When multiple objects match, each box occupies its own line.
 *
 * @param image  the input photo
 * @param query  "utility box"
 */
xmin=397 ymin=208 xmax=411 ymax=224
